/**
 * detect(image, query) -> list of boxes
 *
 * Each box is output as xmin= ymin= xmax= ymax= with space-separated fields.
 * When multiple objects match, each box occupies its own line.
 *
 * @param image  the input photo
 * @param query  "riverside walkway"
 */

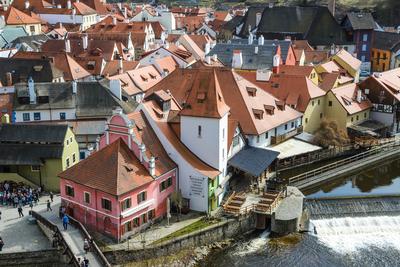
xmin=38 ymin=203 xmax=103 ymax=267
xmin=289 ymin=140 xmax=400 ymax=190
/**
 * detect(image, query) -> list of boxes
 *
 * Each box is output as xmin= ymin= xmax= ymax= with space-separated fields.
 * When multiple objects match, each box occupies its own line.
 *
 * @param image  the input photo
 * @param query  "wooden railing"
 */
xmin=271 ymin=126 xmax=303 ymax=145
xmin=31 ymin=211 xmax=80 ymax=267
xmin=289 ymin=140 xmax=400 ymax=186
xmin=67 ymin=215 xmax=112 ymax=267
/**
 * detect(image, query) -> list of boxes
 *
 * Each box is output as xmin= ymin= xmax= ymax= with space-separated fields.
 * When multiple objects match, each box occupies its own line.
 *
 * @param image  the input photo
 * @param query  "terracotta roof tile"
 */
xmin=59 ymin=138 xmax=154 ymax=195
xmin=331 ymin=83 xmax=372 ymax=115
xmin=128 ymin=111 xmax=177 ymax=176
xmin=4 ymin=7 xmax=41 ymax=25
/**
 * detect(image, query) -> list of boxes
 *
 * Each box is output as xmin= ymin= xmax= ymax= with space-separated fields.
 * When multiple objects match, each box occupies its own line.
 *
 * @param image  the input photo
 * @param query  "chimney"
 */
xmin=213 ymin=54 xmax=217 ymax=62
xmin=28 ymin=77 xmax=36 ymax=104
xmin=149 ymin=156 xmax=155 ymax=176
xmin=72 ymin=8 xmax=76 ymax=24
xmin=205 ymin=55 xmax=211 ymax=64
xmin=124 ymin=7 xmax=127 ymax=18
xmin=24 ymin=0 xmax=30 ymax=9
xmin=204 ymin=42 xmax=210 ymax=55
xmin=65 ymin=39 xmax=71 ymax=53
xmin=72 ymin=80 xmax=77 ymax=94
xmin=232 ymin=50 xmax=243 ymax=69
xmin=82 ymin=34 xmax=88 ymax=50
xmin=248 ymin=32 xmax=253 ymax=45
xmin=57 ymin=4 xmax=61 ymax=8
xmin=256 ymin=69 xmax=272 ymax=81
xmin=258 ymin=35 xmax=264 ymax=46
xmin=118 ymin=59 xmax=123 ymax=74
xmin=357 ymin=89 xmax=362 ymax=103
xmin=67 ymin=0 xmax=71 ymax=9
xmin=273 ymin=54 xmax=280 ymax=74
xmin=117 ymin=2 xmax=122 ymax=10
xmin=139 ymin=143 xmax=146 ymax=162
xmin=255 ymin=46 xmax=258 ymax=54
xmin=109 ymin=79 xmax=122 ymax=100
xmin=112 ymin=16 xmax=117 ymax=26
xmin=6 ymin=72 xmax=12 ymax=86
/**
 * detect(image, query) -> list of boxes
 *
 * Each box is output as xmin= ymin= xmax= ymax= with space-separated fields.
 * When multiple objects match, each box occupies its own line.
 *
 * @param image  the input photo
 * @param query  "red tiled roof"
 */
xmin=128 ymin=111 xmax=177 ymax=176
xmin=3 ymin=6 xmax=41 ymax=25
xmin=331 ymin=83 xmax=372 ymax=115
xmin=59 ymin=138 xmax=154 ymax=195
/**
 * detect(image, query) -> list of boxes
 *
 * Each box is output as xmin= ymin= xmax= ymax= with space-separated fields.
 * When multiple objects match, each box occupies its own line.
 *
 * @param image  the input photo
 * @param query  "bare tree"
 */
xmin=170 ymin=191 xmax=183 ymax=222
xmin=313 ymin=119 xmax=349 ymax=148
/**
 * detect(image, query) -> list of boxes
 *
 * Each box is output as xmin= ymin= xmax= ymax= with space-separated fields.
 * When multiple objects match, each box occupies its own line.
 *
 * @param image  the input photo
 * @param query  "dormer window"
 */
xmin=264 ymin=104 xmax=275 ymax=115
xmin=197 ymin=92 xmax=206 ymax=103
xmin=275 ymin=100 xmax=285 ymax=111
xmin=253 ymin=108 xmax=264 ymax=120
xmin=246 ymin=87 xmax=257 ymax=97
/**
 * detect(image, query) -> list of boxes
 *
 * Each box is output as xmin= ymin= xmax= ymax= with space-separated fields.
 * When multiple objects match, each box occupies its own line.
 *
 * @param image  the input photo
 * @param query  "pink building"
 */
xmin=59 ymin=111 xmax=177 ymax=241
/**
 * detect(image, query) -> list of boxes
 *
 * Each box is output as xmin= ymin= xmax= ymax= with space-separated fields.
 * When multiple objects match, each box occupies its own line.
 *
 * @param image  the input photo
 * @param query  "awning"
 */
xmin=228 ymin=146 xmax=280 ymax=177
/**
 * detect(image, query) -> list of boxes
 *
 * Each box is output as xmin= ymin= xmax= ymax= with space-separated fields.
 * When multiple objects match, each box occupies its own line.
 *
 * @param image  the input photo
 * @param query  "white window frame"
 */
xmin=84 ymin=191 xmax=91 ymax=204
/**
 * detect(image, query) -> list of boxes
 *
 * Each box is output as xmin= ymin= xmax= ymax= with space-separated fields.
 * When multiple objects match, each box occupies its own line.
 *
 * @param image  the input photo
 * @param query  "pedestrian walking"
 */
xmin=47 ymin=200 xmax=52 ymax=211
xmin=0 ymin=210 xmax=2 ymax=221
xmin=29 ymin=202 xmax=33 ymax=210
xmin=83 ymin=257 xmax=89 ymax=267
xmin=49 ymin=192 xmax=54 ymax=202
xmin=62 ymin=214 xmax=69 ymax=230
xmin=17 ymin=205 xmax=24 ymax=217
xmin=80 ymin=259 xmax=85 ymax=267
xmin=0 ymin=237 xmax=4 ymax=251
xmin=83 ymin=238 xmax=90 ymax=254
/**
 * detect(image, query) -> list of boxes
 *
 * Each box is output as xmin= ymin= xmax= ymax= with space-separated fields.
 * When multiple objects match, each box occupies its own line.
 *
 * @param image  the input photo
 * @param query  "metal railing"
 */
xmin=67 ymin=215 xmax=112 ymax=267
xmin=289 ymin=140 xmax=400 ymax=186
xmin=31 ymin=211 xmax=80 ymax=267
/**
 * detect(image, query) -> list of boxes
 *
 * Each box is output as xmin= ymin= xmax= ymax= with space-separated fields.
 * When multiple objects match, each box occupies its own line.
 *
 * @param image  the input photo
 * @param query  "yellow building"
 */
xmin=324 ymin=83 xmax=372 ymax=131
xmin=303 ymin=95 xmax=327 ymax=133
xmin=0 ymin=124 xmax=79 ymax=192
xmin=3 ymin=7 xmax=42 ymax=35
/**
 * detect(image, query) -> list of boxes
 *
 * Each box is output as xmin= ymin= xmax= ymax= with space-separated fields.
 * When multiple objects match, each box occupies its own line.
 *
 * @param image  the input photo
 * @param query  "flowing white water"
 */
xmin=235 ymin=230 xmax=270 ymax=256
xmin=311 ymin=215 xmax=400 ymax=254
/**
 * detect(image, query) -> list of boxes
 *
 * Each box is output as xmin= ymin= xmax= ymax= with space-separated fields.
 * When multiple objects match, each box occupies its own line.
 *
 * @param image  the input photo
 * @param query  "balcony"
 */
xmin=271 ymin=126 xmax=303 ymax=145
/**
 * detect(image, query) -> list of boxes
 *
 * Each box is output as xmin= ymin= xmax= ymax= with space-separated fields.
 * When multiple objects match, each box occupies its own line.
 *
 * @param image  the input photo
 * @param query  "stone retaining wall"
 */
xmin=0 ymin=249 xmax=67 ymax=267
xmin=104 ymin=214 xmax=256 ymax=265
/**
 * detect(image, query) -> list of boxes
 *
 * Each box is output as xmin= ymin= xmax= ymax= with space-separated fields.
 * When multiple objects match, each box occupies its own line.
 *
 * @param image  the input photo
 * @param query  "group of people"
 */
xmin=0 ymin=181 xmax=42 ymax=208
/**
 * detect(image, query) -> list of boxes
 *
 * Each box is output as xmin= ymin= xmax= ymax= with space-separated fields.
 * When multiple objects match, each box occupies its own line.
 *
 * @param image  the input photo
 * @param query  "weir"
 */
xmin=305 ymin=196 xmax=400 ymax=219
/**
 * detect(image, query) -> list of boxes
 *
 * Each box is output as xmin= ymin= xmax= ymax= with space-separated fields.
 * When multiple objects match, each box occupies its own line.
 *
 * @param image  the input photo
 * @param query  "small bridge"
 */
xmin=288 ymin=140 xmax=400 ymax=190
xmin=32 ymin=209 xmax=111 ymax=267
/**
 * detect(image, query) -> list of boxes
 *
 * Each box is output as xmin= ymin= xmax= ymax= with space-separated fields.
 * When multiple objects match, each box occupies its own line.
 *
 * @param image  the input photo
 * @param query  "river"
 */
xmin=202 ymin=158 xmax=400 ymax=267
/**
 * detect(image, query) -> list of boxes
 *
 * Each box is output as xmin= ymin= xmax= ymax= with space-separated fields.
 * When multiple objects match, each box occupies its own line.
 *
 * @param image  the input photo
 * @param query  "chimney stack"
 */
xmin=357 ymin=89 xmax=362 ymax=103
xmin=112 ymin=16 xmax=117 ymax=26
xmin=255 ymin=46 xmax=258 ymax=54
xmin=118 ymin=59 xmax=123 ymax=74
xmin=24 ymin=0 xmax=30 ymax=9
xmin=149 ymin=156 xmax=155 ymax=176
xmin=205 ymin=55 xmax=211 ymax=65
xmin=65 ymin=39 xmax=71 ymax=53
xmin=82 ymin=34 xmax=88 ymax=50
xmin=273 ymin=54 xmax=280 ymax=74
xmin=139 ymin=143 xmax=146 ymax=162
xmin=67 ymin=0 xmax=71 ymax=9
xmin=232 ymin=50 xmax=243 ymax=69
xmin=28 ymin=77 xmax=36 ymax=104
xmin=6 ymin=72 xmax=12 ymax=86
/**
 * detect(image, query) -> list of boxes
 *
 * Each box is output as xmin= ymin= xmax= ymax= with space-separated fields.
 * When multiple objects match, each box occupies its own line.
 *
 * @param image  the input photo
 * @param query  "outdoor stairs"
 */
xmin=223 ymin=192 xmax=246 ymax=215
xmin=255 ymin=191 xmax=280 ymax=214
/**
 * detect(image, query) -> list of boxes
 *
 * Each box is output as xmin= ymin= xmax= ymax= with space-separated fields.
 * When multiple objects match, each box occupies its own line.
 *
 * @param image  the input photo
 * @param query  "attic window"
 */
xmin=342 ymin=97 xmax=352 ymax=106
xmin=218 ymin=93 xmax=222 ymax=101
xmin=124 ymin=165 xmax=133 ymax=172
xmin=252 ymin=108 xmax=264 ymax=120
xmin=272 ymin=83 xmax=279 ymax=88
xmin=246 ymin=87 xmax=257 ymax=97
xmin=33 ymin=65 xmax=43 ymax=72
xmin=136 ymin=124 xmax=143 ymax=131
xmin=149 ymin=72 xmax=157 ymax=79
xmin=275 ymin=100 xmax=285 ymax=110
xmin=264 ymin=105 xmax=275 ymax=115
xmin=140 ymin=75 xmax=148 ymax=81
